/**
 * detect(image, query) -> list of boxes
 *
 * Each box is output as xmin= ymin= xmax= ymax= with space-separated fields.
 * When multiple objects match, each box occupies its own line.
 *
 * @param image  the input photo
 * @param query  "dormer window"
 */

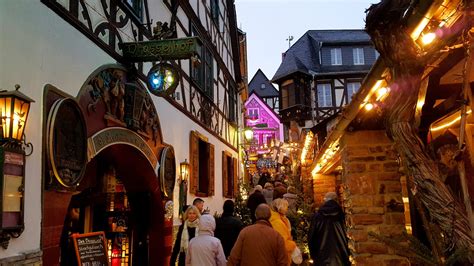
xmin=353 ymin=48 xmax=365 ymax=65
xmin=261 ymin=83 xmax=266 ymax=89
xmin=248 ymin=108 xmax=259 ymax=121
xmin=330 ymin=48 xmax=342 ymax=65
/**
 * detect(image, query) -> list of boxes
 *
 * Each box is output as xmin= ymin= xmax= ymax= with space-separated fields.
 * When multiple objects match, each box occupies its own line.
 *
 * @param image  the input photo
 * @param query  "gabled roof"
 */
xmin=248 ymin=69 xmax=279 ymax=98
xmin=272 ymin=30 xmax=371 ymax=83
xmin=245 ymin=91 xmax=281 ymax=122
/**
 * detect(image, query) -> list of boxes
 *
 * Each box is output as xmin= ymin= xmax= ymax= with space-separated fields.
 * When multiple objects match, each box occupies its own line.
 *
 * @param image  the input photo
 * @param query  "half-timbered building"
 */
xmin=0 ymin=0 xmax=245 ymax=264
xmin=248 ymin=69 xmax=280 ymax=113
xmin=272 ymin=30 xmax=377 ymax=140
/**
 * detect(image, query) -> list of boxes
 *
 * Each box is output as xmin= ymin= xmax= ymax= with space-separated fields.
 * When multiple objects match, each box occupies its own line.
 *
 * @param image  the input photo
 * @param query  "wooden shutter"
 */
xmin=222 ymin=151 xmax=228 ymax=197
xmin=189 ymin=131 xmax=199 ymax=194
xmin=233 ymin=157 xmax=238 ymax=197
xmin=208 ymin=143 xmax=215 ymax=196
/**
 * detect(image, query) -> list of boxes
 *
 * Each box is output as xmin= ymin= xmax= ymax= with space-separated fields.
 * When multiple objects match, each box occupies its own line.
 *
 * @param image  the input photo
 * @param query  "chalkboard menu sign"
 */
xmin=72 ymin=232 xmax=108 ymax=266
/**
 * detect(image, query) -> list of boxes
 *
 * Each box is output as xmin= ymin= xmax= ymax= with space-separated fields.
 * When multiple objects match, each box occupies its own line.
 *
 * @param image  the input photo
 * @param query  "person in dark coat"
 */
xmin=246 ymin=185 xmax=266 ymax=223
xmin=309 ymin=192 xmax=350 ymax=266
xmin=215 ymin=200 xmax=244 ymax=258
xmin=170 ymin=205 xmax=200 ymax=266
xmin=273 ymin=181 xmax=287 ymax=200
xmin=258 ymin=171 xmax=271 ymax=187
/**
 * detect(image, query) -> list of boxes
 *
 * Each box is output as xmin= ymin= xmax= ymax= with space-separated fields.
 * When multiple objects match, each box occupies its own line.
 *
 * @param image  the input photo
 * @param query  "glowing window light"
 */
xmin=376 ymin=87 xmax=389 ymax=101
xmin=364 ymin=102 xmax=374 ymax=111
xmin=421 ymin=32 xmax=436 ymax=45
xmin=430 ymin=109 xmax=472 ymax=132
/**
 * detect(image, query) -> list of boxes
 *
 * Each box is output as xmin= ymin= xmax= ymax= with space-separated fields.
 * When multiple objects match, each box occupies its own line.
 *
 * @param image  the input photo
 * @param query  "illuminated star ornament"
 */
xmin=146 ymin=62 xmax=180 ymax=96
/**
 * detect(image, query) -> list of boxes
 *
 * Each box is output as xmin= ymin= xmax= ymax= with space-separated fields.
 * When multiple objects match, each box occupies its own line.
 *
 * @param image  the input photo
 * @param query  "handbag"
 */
xmin=291 ymin=246 xmax=303 ymax=264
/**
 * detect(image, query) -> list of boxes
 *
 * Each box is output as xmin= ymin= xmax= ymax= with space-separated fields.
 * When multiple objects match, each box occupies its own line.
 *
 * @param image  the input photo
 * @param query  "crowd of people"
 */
xmin=170 ymin=173 xmax=351 ymax=266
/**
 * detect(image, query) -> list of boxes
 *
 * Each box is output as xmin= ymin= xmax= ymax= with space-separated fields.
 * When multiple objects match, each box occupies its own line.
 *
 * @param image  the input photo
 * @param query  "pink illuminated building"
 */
xmin=245 ymin=92 xmax=284 ymax=154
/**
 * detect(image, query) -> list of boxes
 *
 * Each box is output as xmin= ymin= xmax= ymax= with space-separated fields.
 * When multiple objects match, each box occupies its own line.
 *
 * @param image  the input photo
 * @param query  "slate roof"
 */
xmin=272 ymin=30 xmax=371 ymax=83
xmin=248 ymin=69 xmax=279 ymax=98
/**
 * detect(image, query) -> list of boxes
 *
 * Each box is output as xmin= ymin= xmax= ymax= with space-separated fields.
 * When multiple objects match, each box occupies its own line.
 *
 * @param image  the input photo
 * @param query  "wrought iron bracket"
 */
xmin=0 ymin=227 xmax=23 ymax=249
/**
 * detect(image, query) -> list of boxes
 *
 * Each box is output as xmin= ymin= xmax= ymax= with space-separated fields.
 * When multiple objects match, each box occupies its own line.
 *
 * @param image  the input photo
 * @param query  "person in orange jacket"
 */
xmin=269 ymin=198 xmax=297 ymax=265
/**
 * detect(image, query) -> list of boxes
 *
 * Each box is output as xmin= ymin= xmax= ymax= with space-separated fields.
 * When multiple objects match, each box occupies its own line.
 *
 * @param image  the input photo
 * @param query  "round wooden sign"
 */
xmin=46 ymin=98 xmax=87 ymax=189
xmin=159 ymin=146 xmax=176 ymax=198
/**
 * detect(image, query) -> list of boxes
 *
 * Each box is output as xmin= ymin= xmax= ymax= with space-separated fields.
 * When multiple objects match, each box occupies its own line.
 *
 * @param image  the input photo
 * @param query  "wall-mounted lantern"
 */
xmin=180 ymin=159 xmax=190 ymax=182
xmin=0 ymin=85 xmax=34 ymax=147
xmin=178 ymin=159 xmax=190 ymax=217
xmin=0 ymin=84 xmax=34 ymax=249
xmin=243 ymin=127 xmax=253 ymax=142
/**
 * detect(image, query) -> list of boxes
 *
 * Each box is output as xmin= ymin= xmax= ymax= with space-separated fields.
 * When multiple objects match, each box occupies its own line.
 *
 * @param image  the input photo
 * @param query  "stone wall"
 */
xmin=0 ymin=249 xmax=42 ymax=266
xmin=341 ymin=130 xmax=409 ymax=265
xmin=313 ymin=174 xmax=336 ymax=207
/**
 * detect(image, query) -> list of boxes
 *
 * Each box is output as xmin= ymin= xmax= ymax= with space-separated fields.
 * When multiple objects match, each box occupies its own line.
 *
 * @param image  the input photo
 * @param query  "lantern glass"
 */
xmin=244 ymin=128 xmax=253 ymax=142
xmin=0 ymin=92 xmax=32 ymax=142
xmin=180 ymin=159 xmax=189 ymax=182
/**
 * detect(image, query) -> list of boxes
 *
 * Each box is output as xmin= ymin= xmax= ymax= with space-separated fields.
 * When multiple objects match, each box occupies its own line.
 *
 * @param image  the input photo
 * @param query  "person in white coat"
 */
xmin=186 ymin=214 xmax=226 ymax=266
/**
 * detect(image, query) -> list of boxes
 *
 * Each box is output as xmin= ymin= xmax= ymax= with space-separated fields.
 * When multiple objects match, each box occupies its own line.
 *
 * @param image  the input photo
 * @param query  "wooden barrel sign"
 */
xmin=71 ymin=232 xmax=108 ymax=266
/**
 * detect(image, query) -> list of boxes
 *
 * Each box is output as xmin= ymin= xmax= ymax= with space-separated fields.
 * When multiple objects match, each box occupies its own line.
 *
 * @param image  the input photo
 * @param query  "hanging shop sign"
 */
xmin=71 ymin=231 xmax=108 ymax=266
xmin=46 ymin=98 xmax=88 ymax=189
xmin=119 ymin=37 xmax=201 ymax=62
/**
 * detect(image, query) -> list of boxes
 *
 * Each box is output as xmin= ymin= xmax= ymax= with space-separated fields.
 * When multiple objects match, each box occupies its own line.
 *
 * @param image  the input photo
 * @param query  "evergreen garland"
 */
xmin=233 ymin=180 xmax=252 ymax=226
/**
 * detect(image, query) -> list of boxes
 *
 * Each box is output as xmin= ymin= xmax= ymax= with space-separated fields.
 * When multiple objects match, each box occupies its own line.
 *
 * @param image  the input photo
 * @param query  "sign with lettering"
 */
xmin=72 ymin=232 xmax=108 ymax=266
xmin=46 ymin=98 xmax=88 ymax=189
xmin=88 ymin=127 xmax=158 ymax=169
xmin=119 ymin=37 xmax=201 ymax=62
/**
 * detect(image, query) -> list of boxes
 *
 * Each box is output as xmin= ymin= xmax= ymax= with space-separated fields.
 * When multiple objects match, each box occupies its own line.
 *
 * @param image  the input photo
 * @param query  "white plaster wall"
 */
xmin=0 ymin=1 xmax=113 ymax=258
xmin=1 ymin=1 xmax=240 ymax=257
xmin=154 ymin=97 xmax=238 ymax=224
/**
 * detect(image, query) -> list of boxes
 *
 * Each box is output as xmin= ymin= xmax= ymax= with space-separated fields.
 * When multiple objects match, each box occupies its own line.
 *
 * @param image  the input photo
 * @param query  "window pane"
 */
xmin=331 ymin=48 xmax=342 ymax=65
xmin=353 ymin=48 xmax=364 ymax=65
xmin=317 ymin=84 xmax=332 ymax=107
xmin=347 ymin=82 xmax=361 ymax=101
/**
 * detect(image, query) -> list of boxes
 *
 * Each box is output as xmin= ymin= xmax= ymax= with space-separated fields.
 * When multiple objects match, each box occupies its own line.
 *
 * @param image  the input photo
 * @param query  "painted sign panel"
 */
xmin=88 ymin=127 xmax=158 ymax=169
xmin=120 ymin=37 xmax=201 ymax=62
xmin=72 ymin=232 xmax=108 ymax=266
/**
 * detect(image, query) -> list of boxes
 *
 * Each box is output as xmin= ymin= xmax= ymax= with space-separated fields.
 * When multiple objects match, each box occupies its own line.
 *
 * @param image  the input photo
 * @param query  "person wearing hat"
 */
xmin=308 ymin=192 xmax=350 ymax=266
xmin=186 ymin=214 xmax=226 ymax=266
xmin=246 ymin=185 xmax=266 ymax=223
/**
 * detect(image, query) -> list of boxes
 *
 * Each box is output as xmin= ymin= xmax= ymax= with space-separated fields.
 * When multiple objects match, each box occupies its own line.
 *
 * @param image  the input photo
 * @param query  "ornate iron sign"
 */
xmin=119 ymin=37 xmax=201 ymax=62
xmin=47 ymin=98 xmax=87 ymax=189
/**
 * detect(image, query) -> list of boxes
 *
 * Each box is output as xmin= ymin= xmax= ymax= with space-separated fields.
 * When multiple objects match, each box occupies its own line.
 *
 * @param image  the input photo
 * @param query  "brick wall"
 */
xmin=341 ymin=130 xmax=409 ymax=265
xmin=313 ymin=174 xmax=336 ymax=207
xmin=0 ymin=249 xmax=42 ymax=266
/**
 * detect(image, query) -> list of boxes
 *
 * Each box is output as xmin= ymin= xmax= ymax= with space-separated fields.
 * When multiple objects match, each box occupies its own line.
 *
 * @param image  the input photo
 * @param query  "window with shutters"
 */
xmin=125 ymin=0 xmax=143 ymax=20
xmin=222 ymin=151 xmax=237 ymax=198
xmin=191 ymin=26 xmax=214 ymax=100
xmin=189 ymin=131 xmax=215 ymax=197
xmin=210 ymin=0 xmax=220 ymax=28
